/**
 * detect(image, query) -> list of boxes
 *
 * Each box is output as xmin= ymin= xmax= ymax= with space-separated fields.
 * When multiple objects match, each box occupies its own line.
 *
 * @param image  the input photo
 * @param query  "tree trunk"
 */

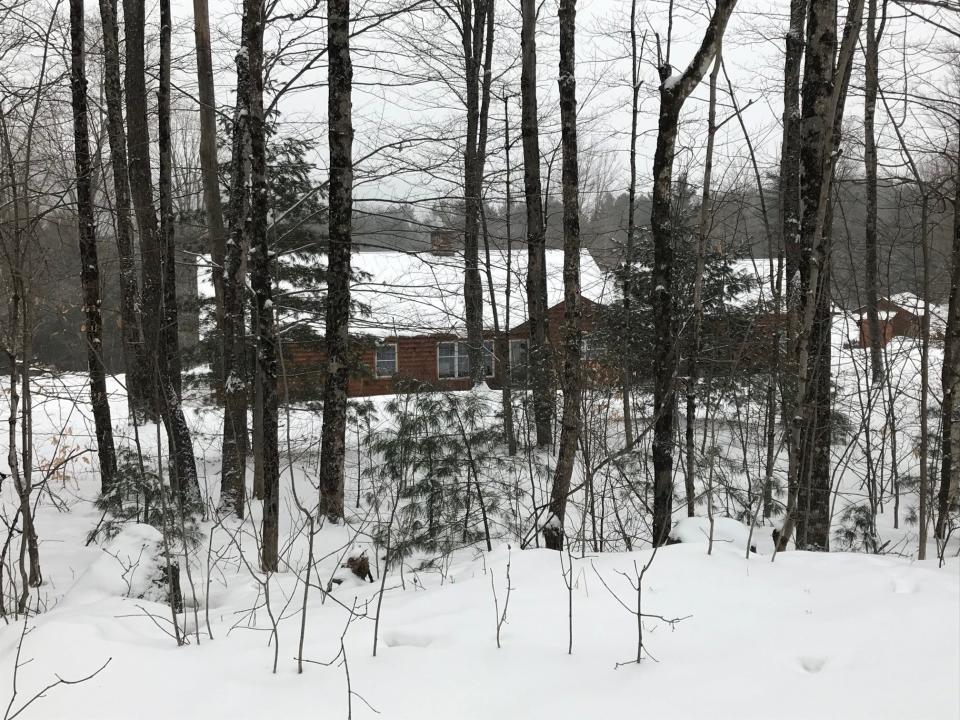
xmin=543 ymin=0 xmax=581 ymax=552
xmin=520 ymin=0 xmax=553 ymax=447
xmin=863 ymin=0 xmax=884 ymax=383
xmin=220 ymin=0 xmax=254 ymax=519
xmin=500 ymin=93 xmax=517 ymax=456
xmin=938 ymin=123 xmax=960 ymax=540
xmin=242 ymin=0 xmax=278 ymax=571
xmin=775 ymin=0 xmax=807 ymax=547
xmin=318 ymin=0 xmax=354 ymax=523
xmin=192 ymin=0 xmax=227 ymax=366
xmin=96 ymin=0 xmax=149 ymax=419
xmin=158 ymin=0 xmax=200 ymax=509
xmin=622 ymin=0 xmax=640 ymax=449
xmin=784 ymin=0 xmax=863 ymax=552
xmin=70 ymin=0 xmax=118 ymax=494
xmin=686 ymin=49 xmax=722 ymax=519
xmin=122 ymin=0 xmax=164 ymax=415
xmin=460 ymin=0 xmax=487 ymax=386
xmin=650 ymin=0 xmax=737 ymax=546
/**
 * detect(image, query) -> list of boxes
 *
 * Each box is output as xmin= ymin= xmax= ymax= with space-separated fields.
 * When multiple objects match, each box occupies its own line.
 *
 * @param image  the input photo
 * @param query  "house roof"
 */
xmin=198 ymin=248 xmax=613 ymax=339
xmin=349 ymin=249 xmax=612 ymax=337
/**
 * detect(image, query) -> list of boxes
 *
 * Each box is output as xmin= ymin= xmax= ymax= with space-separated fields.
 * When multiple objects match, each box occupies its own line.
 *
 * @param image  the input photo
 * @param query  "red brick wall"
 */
xmin=285 ymin=298 xmax=600 ymax=399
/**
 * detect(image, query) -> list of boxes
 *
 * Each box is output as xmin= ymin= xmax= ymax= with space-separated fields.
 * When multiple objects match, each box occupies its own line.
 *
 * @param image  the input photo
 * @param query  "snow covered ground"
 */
xmin=0 ymin=348 xmax=958 ymax=718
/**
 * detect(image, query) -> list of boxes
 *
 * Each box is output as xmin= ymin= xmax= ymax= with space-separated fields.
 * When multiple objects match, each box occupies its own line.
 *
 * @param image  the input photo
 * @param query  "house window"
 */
xmin=582 ymin=333 xmax=601 ymax=361
xmin=374 ymin=343 xmax=397 ymax=377
xmin=509 ymin=339 xmax=528 ymax=368
xmin=437 ymin=341 xmax=495 ymax=379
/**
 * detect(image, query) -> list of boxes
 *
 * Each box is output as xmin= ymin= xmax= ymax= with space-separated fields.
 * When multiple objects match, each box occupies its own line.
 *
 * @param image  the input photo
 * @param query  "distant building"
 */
xmin=284 ymin=248 xmax=612 ymax=397
xmin=855 ymin=294 xmax=924 ymax=347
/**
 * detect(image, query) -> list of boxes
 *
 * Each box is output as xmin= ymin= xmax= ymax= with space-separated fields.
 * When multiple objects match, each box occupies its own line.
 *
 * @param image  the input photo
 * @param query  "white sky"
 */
xmin=165 ymin=0 xmax=956 ymax=214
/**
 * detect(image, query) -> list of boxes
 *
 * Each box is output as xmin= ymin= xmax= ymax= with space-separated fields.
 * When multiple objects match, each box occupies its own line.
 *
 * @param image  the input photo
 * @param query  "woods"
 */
xmin=0 ymin=0 xmax=958 ymax=715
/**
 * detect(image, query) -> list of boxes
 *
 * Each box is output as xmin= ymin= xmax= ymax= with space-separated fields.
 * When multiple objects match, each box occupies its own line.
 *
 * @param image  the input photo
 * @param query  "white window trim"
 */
xmin=374 ymin=342 xmax=398 ymax=378
xmin=436 ymin=340 xmax=496 ymax=380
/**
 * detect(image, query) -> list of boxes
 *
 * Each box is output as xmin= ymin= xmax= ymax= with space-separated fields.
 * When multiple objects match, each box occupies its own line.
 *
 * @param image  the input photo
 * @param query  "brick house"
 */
xmin=284 ymin=247 xmax=612 ymax=397
xmin=855 ymin=294 xmax=923 ymax=348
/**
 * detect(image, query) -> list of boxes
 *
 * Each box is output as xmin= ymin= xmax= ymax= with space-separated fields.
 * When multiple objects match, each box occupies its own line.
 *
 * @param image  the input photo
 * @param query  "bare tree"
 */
xmin=96 ymin=0 xmax=149 ymax=418
xmin=649 ymin=0 xmax=737 ymax=546
xmin=192 ymin=0 xmax=227 ymax=352
xmin=938 ymin=119 xmax=960 ymax=540
xmin=520 ymin=0 xmax=552 ymax=447
xmin=244 ymin=0 xmax=279 ymax=572
xmin=543 ymin=0 xmax=581 ymax=552
xmin=69 ymin=0 xmax=117 ymax=493
xmin=318 ymin=0 xmax=355 ymax=522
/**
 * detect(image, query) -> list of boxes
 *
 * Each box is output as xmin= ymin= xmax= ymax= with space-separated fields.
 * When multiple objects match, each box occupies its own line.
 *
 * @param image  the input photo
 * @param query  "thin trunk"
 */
xmin=919 ymin=199 xmax=930 ymax=559
xmin=543 ymin=0 xmax=581 ymax=552
xmin=159 ymin=0 xmax=200 ymax=507
xmin=318 ymin=0 xmax=354 ymax=522
xmin=122 ymin=0 xmax=164 ymax=417
xmin=938 ymin=123 xmax=960 ymax=540
xmin=243 ymin=0 xmax=277 ymax=571
xmin=462 ymin=0 xmax=487 ymax=386
xmin=686 ymin=49 xmax=722 ymax=519
xmin=220 ymin=0 xmax=254 ymax=519
xmin=500 ymin=95 xmax=517 ymax=456
xmin=70 ymin=0 xmax=118 ymax=493
xmin=863 ymin=0 xmax=885 ymax=383
xmin=192 ymin=0 xmax=227 ymax=366
xmin=622 ymin=0 xmax=640 ymax=449
xmin=520 ymin=0 xmax=552 ymax=446
xmin=96 ymin=0 xmax=149 ymax=418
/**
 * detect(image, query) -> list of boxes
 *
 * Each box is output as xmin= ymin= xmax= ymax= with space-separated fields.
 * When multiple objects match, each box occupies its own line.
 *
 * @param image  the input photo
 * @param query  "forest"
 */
xmin=0 ymin=0 xmax=958 ymax=717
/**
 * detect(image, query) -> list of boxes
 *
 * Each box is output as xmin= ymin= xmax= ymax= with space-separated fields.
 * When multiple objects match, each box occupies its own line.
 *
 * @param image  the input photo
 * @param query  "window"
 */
xmin=437 ymin=341 xmax=495 ymax=379
xmin=581 ymin=333 xmax=601 ymax=362
xmin=509 ymin=339 xmax=528 ymax=368
xmin=374 ymin=343 xmax=397 ymax=377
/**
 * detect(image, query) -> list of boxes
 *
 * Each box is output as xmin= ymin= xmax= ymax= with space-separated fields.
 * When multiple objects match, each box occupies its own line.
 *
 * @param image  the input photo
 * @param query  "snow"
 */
xmin=1 ymin=305 xmax=959 ymax=718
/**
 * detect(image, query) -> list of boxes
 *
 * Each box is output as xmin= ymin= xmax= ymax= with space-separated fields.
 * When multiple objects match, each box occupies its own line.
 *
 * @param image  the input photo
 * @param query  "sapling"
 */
xmin=490 ymin=546 xmax=512 ymax=648
xmin=592 ymin=545 xmax=690 ymax=666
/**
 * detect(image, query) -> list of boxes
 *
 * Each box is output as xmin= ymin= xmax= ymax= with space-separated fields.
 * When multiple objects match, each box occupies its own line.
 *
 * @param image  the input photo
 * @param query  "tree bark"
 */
xmin=70 ymin=0 xmax=118 ymax=494
xmin=242 ymin=0 xmax=278 ymax=571
xmin=192 ymin=0 xmax=227 ymax=361
xmin=158 ymin=0 xmax=201 ymax=508
xmin=122 ymin=0 xmax=164 ymax=413
xmin=622 ymin=0 xmax=641 ymax=449
xmin=500 ymin=93 xmax=517 ymax=456
xmin=520 ymin=0 xmax=553 ymax=447
xmin=863 ymin=0 xmax=885 ymax=383
xmin=784 ymin=0 xmax=864 ymax=552
xmin=461 ymin=0 xmax=490 ymax=386
xmin=220 ymin=0 xmax=254 ymax=519
xmin=543 ymin=0 xmax=581 ymax=552
xmin=650 ymin=0 xmax=737 ymax=546
xmin=318 ymin=0 xmax=354 ymax=522
xmin=938 ymin=122 xmax=960 ymax=540
xmin=96 ymin=0 xmax=149 ymax=419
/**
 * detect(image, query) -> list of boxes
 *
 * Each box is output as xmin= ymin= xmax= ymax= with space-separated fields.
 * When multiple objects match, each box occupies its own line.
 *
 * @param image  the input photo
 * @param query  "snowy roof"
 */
xmin=349 ymin=249 xmax=612 ymax=337
xmin=198 ymin=249 xmax=613 ymax=338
